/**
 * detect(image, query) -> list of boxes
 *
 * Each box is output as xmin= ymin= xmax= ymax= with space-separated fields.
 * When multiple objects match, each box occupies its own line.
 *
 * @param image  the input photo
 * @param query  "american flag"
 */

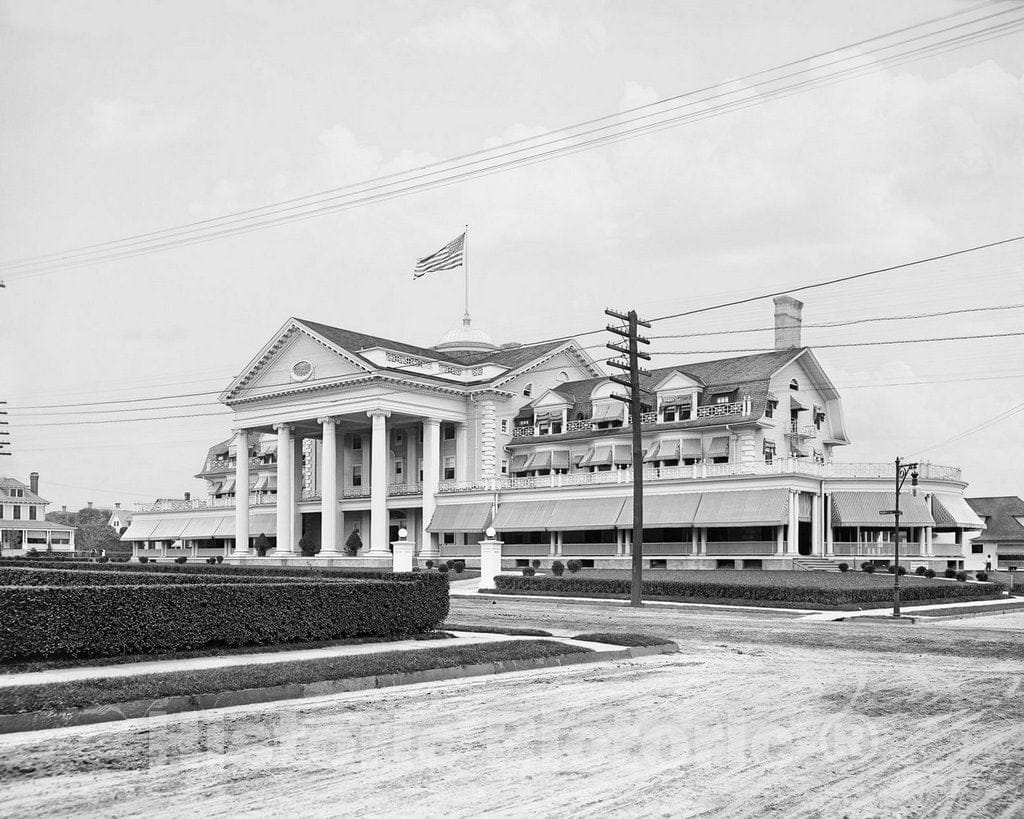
xmin=413 ymin=231 xmax=465 ymax=278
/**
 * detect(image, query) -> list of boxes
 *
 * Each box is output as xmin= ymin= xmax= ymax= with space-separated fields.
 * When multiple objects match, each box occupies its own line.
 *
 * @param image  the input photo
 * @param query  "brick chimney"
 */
xmin=774 ymin=296 xmax=804 ymax=350
xmin=114 ymin=502 xmax=121 ymax=509
xmin=184 ymin=491 xmax=191 ymax=502
xmin=87 ymin=501 xmax=93 ymax=509
xmin=29 ymin=472 xmax=39 ymax=495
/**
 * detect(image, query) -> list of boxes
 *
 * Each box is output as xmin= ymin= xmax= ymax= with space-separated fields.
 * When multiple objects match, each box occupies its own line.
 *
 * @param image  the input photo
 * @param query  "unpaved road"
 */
xmin=2 ymin=599 xmax=1023 ymax=818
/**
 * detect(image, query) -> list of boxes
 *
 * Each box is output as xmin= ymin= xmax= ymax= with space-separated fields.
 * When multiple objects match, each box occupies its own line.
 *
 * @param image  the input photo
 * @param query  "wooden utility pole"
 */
xmin=0 ymin=402 xmax=8 ymax=457
xmin=606 ymin=308 xmax=652 ymax=607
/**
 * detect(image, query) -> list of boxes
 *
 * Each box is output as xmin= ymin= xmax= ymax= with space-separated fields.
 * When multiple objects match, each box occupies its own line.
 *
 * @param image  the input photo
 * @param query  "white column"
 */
xmin=811 ymin=491 xmax=822 ymax=556
xmin=292 ymin=433 xmax=304 ymax=549
xmin=776 ymin=525 xmax=785 ymax=555
xmin=420 ymin=417 xmax=441 ymax=559
xmin=274 ymin=423 xmax=295 ymax=553
xmin=455 ymin=422 xmax=468 ymax=482
xmin=549 ymin=531 xmax=557 ymax=557
xmin=692 ymin=528 xmax=699 ymax=556
xmin=479 ymin=536 xmax=503 ymax=591
xmin=319 ymin=417 xmax=340 ymax=555
xmin=367 ymin=409 xmax=391 ymax=556
xmin=825 ymin=494 xmax=834 ymax=556
xmin=406 ymin=427 xmax=417 ymax=487
xmin=787 ymin=490 xmax=799 ymax=554
xmin=234 ymin=429 xmax=250 ymax=556
xmin=479 ymin=398 xmax=497 ymax=478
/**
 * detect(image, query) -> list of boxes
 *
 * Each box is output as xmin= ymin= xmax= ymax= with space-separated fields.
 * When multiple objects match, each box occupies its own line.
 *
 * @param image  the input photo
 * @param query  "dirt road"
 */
xmin=2 ymin=599 xmax=1022 ymax=817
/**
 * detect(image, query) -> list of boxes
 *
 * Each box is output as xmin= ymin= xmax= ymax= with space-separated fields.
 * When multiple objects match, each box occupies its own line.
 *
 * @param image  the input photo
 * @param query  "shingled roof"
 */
xmin=966 ymin=497 xmax=1024 ymax=543
xmin=0 ymin=477 xmax=47 ymax=504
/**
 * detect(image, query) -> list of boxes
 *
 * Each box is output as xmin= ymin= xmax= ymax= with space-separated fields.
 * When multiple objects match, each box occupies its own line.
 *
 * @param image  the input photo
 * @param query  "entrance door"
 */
xmin=798 ymin=521 xmax=812 ymax=556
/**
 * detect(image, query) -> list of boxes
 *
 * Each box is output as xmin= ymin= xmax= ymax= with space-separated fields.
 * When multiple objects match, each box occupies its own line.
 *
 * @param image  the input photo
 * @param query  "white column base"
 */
xmin=392 ymin=540 xmax=415 ymax=573
xmin=479 ymin=539 xmax=504 ymax=591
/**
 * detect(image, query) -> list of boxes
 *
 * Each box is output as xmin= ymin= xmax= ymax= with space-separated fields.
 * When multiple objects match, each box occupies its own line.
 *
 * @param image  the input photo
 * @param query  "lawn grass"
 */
xmin=0 ymin=640 xmax=591 ymax=715
xmin=0 ymin=631 xmax=453 ymax=675
xmin=571 ymin=632 xmax=675 ymax=647
xmin=443 ymin=623 xmax=554 ymax=637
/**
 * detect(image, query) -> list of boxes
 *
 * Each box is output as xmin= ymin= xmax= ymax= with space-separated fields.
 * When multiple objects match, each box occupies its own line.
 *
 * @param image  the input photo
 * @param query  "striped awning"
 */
xmin=660 ymin=394 xmax=692 ymax=406
xmin=526 ymin=450 xmax=552 ymax=471
xmin=693 ymin=490 xmax=790 ymax=527
xmin=247 ymin=513 xmax=276 ymax=538
xmin=492 ymin=500 xmax=558 ymax=531
xmin=427 ymin=502 xmax=493 ymax=533
xmin=705 ymin=437 xmax=730 ymax=458
xmin=643 ymin=441 xmax=663 ymax=463
xmin=591 ymin=402 xmax=625 ymax=422
xmin=617 ymin=493 xmax=701 ymax=527
xmin=219 ymin=478 xmax=236 ymax=495
xmin=120 ymin=518 xmax=159 ymax=541
xmin=830 ymin=492 xmax=935 ymax=527
xmin=547 ymin=497 xmax=625 ymax=530
xmin=510 ymin=454 xmax=530 ymax=472
xmin=551 ymin=450 xmax=570 ymax=470
xmin=585 ymin=446 xmax=614 ymax=467
xmin=931 ymin=494 xmax=986 ymax=529
xmin=612 ymin=445 xmax=632 ymax=466
xmin=151 ymin=518 xmax=190 ymax=539
xmin=680 ymin=439 xmax=702 ymax=459
xmin=252 ymin=476 xmax=270 ymax=491
xmin=181 ymin=516 xmax=227 ymax=538
xmin=533 ymin=408 xmax=562 ymax=422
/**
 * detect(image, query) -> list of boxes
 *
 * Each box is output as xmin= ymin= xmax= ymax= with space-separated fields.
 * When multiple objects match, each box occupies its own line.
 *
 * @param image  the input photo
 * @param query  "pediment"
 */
xmin=531 ymin=389 xmax=572 ymax=409
xmin=652 ymin=370 xmax=704 ymax=394
xmin=223 ymin=321 xmax=372 ymax=403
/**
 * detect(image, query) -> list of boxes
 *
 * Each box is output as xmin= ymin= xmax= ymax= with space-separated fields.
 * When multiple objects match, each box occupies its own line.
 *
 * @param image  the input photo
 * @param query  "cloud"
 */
xmin=407 ymin=0 xmax=560 ymax=54
xmin=90 ymin=98 xmax=195 ymax=146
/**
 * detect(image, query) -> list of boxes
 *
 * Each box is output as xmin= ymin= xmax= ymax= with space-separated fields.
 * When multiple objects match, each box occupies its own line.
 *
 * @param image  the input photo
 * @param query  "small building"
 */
xmin=0 ymin=473 xmax=75 ymax=553
xmin=965 ymin=497 xmax=1024 ymax=571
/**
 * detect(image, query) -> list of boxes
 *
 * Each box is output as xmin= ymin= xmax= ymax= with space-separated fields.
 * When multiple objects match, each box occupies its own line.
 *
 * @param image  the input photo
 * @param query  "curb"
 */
xmin=0 ymin=643 xmax=676 ymax=735
xmin=457 ymin=590 xmax=817 ymax=616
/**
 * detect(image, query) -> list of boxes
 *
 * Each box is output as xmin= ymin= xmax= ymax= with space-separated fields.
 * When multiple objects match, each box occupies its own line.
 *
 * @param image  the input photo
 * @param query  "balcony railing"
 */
xmin=705 ymin=541 xmax=776 ymax=556
xmin=512 ymin=401 xmax=752 ymax=440
xmin=832 ymin=542 xmax=922 ymax=557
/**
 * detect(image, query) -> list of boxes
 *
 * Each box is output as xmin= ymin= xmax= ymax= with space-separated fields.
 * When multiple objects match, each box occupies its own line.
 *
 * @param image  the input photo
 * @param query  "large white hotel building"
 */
xmin=123 ymin=297 xmax=983 ymax=570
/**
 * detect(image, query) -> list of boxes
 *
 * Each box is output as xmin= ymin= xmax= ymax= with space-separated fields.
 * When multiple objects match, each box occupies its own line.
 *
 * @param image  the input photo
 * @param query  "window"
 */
xmin=500 ymin=419 xmax=509 ymax=434
xmin=442 ymin=532 xmax=456 ymax=545
xmin=352 ymin=465 xmax=362 ymax=487
xmin=662 ymin=404 xmax=692 ymax=422
xmin=443 ymin=456 xmax=455 ymax=480
xmin=29 ymin=506 xmax=37 ymax=520
xmin=523 ymin=383 xmax=533 ymax=397
xmin=763 ymin=442 xmax=776 ymax=465
xmin=790 ymin=378 xmax=799 ymax=391
xmin=765 ymin=399 xmax=777 ymax=419
xmin=395 ymin=431 xmax=404 ymax=445
xmin=972 ymin=544 xmax=984 ymax=554
xmin=394 ymin=458 xmax=404 ymax=478
xmin=501 ymin=458 xmax=509 ymax=475
xmin=418 ymin=458 xmax=423 ymax=481
xmin=443 ymin=424 xmax=456 ymax=441
xmin=0 ymin=505 xmax=4 ymax=518
xmin=715 ymin=395 xmax=730 ymax=405
xmin=13 ymin=506 xmax=21 ymax=520
xmin=352 ymin=435 xmax=362 ymax=451
xmin=682 ymin=457 xmax=699 ymax=466
xmin=711 ymin=455 xmax=729 ymax=464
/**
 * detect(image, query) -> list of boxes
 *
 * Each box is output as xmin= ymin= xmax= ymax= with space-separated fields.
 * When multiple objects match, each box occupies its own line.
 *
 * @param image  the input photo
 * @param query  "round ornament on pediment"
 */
xmin=291 ymin=360 xmax=314 ymax=382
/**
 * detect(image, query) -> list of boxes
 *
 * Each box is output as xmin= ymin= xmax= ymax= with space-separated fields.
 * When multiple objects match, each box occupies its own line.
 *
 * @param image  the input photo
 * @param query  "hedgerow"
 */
xmin=0 ymin=566 xmax=294 ymax=586
xmin=0 ymin=574 xmax=449 ymax=661
xmin=492 ymin=574 xmax=1003 ymax=607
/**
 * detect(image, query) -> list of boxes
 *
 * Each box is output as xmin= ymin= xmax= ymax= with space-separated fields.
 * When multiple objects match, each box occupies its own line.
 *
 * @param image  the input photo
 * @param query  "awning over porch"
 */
xmin=492 ymin=500 xmax=558 ymax=531
xmin=693 ymin=490 xmax=789 ymax=527
xmin=546 ymin=497 xmax=625 ymax=530
xmin=525 ymin=450 xmax=552 ymax=471
xmin=427 ymin=502 xmax=493 ymax=533
xmin=181 ymin=516 xmax=227 ymax=538
xmin=705 ymin=436 xmax=730 ymax=458
xmin=510 ymin=454 xmax=530 ymax=472
xmin=121 ymin=511 xmax=277 ymax=541
xmin=931 ymin=493 xmax=985 ymax=529
xmin=830 ymin=491 xmax=935 ymax=527
xmin=120 ymin=518 xmax=159 ymax=541
xmin=616 ymin=492 xmax=701 ymax=527
xmin=680 ymin=439 xmax=702 ymax=459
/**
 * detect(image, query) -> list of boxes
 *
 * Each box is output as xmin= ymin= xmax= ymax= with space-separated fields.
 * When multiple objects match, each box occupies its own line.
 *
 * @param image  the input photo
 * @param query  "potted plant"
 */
xmin=345 ymin=530 xmax=363 ymax=557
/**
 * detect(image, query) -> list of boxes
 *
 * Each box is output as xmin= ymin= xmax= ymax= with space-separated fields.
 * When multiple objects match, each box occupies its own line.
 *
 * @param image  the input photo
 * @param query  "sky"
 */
xmin=1 ymin=0 xmax=1023 ymax=510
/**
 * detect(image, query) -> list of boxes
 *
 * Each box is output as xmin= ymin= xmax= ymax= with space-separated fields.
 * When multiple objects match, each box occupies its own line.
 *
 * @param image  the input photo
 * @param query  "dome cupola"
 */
xmin=434 ymin=313 xmax=499 ymax=354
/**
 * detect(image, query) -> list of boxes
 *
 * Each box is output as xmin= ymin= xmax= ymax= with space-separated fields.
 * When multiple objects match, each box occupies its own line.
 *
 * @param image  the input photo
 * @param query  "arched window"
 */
xmin=556 ymin=370 xmax=569 ymax=382
xmin=789 ymin=378 xmax=799 ymax=391
xmin=523 ymin=383 xmax=533 ymax=397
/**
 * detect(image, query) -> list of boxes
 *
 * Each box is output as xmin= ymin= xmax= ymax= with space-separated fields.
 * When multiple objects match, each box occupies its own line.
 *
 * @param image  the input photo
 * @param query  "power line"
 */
xmin=657 ymin=330 xmax=1024 ymax=355
xmin=649 ymin=302 xmax=1024 ymax=339
xmin=911 ymin=399 xmax=1024 ymax=457
xmin=4 ymin=5 xmax=1023 ymax=280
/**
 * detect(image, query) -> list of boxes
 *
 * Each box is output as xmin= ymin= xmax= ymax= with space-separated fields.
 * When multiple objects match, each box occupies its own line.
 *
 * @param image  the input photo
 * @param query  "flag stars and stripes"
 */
xmin=414 ymin=231 xmax=466 ymax=278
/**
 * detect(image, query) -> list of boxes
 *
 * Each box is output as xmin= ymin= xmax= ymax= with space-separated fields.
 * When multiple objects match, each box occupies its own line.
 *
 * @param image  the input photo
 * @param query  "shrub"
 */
xmin=425 ymin=560 xmax=434 ymax=569
xmin=567 ymin=560 xmax=582 ymax=574
xmin=215 ymin=555 xmax=224 ymax=564
xmin=174 ymin=556 xmax=187 ymax=565
xmin=551 ymin=560 xmax=565 ymax=577
xmin=453 ymin=560 xmax=465 ymax=575
xmin=837 ymin=563 xmax=849 ymax=572
xmin=298 ymin=534 xmax=317 ymax=558
xmin=446 ymin=560 xmax=455 ymax=569
xmin=861 ymin=562 xmax=875 ymax=574
xmin=896 ymin=565 xmax=908 ymax=576
xmin=955 ymin=571 xmax=968 ymax=582
xmin=522 ymin=567 xmax=536 ymax=577
xmin=138 ymin=556 xmax=149 ymax=564
xmin=944 ymin=569 xmax=957 ymax=579
xmin=531 ymin=559 xmax=541 ymax=569
xmin=255 ymin=533 xmax=271 ymax=558
xmin=924 ymin=569 xmax=936 ymax=579
xmin=437 ymin=564 xmax=449 ymax=574
xmin=344 ymin=530 xmax=363 ymax=557
xmin=206 ymin=557 xmax=217 ymax=565
xmin=915 ymin=566 xmax=927 ymax=575
xmin=0 ymin=574 xmax=450 ymax=661
xmin=976 ymin=571 xmax=989 ymax=582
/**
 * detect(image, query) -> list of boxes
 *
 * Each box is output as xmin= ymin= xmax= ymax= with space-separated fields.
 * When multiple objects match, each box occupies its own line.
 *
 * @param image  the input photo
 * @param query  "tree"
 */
xmin=76 ymin=522 xmax=125 ymax=555
xmin=76 ymin=506 xmax=111 ymax=527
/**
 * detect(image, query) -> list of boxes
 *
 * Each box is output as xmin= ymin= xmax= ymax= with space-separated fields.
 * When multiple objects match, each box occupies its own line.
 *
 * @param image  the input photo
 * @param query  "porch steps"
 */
xmin=792 ymin=557 xmax=844 ymax=572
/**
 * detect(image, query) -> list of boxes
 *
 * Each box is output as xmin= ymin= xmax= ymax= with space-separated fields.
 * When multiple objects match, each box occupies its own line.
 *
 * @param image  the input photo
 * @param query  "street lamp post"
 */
xmin=881 ymin=456 xmax=919 ymax=618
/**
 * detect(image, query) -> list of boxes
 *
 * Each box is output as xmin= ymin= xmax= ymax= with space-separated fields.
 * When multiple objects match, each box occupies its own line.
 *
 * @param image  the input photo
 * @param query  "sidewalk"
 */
xmin=798 ymin=595 xmax=1024 ymax=622
xmin=0 ymin=632 xmax=625 ymax=690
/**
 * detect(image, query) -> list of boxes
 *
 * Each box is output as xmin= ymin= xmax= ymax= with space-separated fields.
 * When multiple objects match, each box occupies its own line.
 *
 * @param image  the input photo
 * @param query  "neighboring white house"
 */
xmin=107 ymin=503 xmax=133 ymax=532
xmin=965 ymin=497 xmax=1024 ymax=571
xmin=122 ymin=298 xmax=981 ymax=571
xmin=0 ymin=473 xmax=75 ymax=553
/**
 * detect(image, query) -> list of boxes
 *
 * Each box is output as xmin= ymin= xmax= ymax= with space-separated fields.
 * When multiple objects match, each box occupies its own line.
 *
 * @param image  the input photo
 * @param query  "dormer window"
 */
xmin=523 ymin=383 xmax=533 ymax=397
xmin=715 ymin=395 xmax=730 ymax=405
xmin=662 ymin=401 xmax=692 ymax=422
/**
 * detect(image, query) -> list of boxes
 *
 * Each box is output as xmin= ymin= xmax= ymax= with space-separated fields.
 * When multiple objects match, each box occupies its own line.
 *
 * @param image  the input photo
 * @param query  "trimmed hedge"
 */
xmin=492 ymin=574 xmax=1003 ymax=607
xmin=0 ymin=574 xmax=450 ymax=661
xmin=0 ymin=566 xmax=298 ymax=586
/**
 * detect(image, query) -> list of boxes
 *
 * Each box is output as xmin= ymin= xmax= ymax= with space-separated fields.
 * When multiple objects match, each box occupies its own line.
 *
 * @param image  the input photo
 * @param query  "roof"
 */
xmin=0 ymin=519 xmax=74 ymax=532
xmin=0 ymin=477 xmax=47 ymax=504
xmin=966 ymin=497 xmax=1024 ymax=543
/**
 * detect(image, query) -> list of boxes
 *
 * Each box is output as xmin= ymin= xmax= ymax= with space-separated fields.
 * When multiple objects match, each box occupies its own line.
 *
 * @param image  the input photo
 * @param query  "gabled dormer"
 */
xmin=651 ymin=370 xmax=704 ymax=423
xmin=527 ymin=389 xmax=572 ymax=436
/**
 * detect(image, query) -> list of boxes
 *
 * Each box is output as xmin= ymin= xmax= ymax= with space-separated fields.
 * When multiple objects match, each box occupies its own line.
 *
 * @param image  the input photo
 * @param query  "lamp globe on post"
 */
xmin=486 ymin=526 xmax=496 ymax=540
xmin=398 ymin=527 xmax=408 ymax=540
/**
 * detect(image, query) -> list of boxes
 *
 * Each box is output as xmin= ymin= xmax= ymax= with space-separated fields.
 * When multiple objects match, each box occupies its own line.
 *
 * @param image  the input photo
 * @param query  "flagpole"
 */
xmin=463 ymin=225 xmax=470 ymax=323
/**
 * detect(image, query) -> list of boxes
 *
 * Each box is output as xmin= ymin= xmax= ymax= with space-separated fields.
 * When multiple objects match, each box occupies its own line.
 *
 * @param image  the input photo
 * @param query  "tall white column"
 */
xmin=234 ymin=429 xmax=250 ymax=556
xmin=479 ymin=399 xmax=497 ymax=478
xmin=367 ymin=409 xmax=391 ymax=556
xmin=420 ymin=417 xmax=441 ymax=558
xmin=825 ymin=494 xmax=835 ymax=555
xmin=319 ymin=417 xmax=340 ymax=555
xmin=811 ymin=491 xmax=822 ymax=556
xmin=292 ymin=434 xmax=304 ymax=549
xmin=274 ymin=423 xmax=295 ymax=553
xmin=406 ymin=427 xmax=417 ymax=487
xmin=455 ymin=422 xmax=468 ymax=482
xmin=787 ymin=490 xmax=799 ymax=554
